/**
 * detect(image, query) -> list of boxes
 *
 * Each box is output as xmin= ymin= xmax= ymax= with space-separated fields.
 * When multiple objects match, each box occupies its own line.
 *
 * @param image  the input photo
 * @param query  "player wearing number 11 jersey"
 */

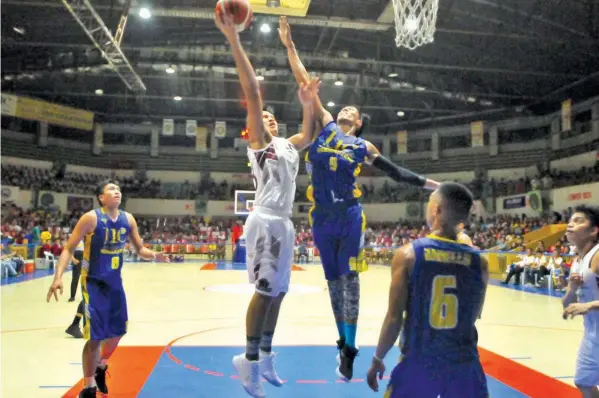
xmin=367 ymin=182 xmax=489 ymax=398
xmin=46 ymin=180 xmax=169 ymax=398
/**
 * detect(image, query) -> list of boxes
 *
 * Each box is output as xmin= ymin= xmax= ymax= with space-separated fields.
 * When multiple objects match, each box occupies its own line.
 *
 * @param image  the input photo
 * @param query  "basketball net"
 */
xmin=392 ymin=0 xmax=439 ymax=50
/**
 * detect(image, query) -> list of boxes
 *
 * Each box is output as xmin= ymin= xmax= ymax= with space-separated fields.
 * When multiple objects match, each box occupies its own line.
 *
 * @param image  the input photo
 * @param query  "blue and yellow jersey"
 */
xmin=82 ymin=208 xmax=131 ymax=284
xmin=401 ymin=235 xmax=485 ymax=366
xmin=305 ymin=121 xmax=368 ymax=208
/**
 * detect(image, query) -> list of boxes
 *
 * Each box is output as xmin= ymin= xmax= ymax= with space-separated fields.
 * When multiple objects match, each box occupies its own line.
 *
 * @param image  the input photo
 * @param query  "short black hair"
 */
xmin=438 ymin=182 xmax=474 ymax=223
xmin=574 ymin=205 xmax=599 ymax=230
xmin=355 ymin=113 xmax=371 ymax=138
xmin=95 ymin=179 xmax=119 ymax=203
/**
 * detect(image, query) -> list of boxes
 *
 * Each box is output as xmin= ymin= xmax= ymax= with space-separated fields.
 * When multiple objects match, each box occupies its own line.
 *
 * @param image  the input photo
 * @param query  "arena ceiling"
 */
xmin=2 ymin=0 xmax=599 ymax=133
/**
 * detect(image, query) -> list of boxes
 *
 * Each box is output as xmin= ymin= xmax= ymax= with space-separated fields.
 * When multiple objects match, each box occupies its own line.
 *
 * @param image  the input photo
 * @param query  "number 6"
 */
xmin=429 ymin=275 xmax=458 ymax=330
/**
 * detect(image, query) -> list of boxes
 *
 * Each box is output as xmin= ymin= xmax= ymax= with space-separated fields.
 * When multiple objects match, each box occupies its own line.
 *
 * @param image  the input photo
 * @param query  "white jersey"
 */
xmin=571 ymin=243 xmax=599 ymax=341
xmin=247 ymin=136 xmax=299 ymax=217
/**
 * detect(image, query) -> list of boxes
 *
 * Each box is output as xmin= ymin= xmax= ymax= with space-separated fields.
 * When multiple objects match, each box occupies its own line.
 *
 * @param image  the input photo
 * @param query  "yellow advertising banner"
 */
xmin=561 ymin=98 xmax=572 ymax=131
xmin=2 ymin=93 xmax=94 ymax=131
xmin=471 ymin=121 xmax=484 ymax=147
xmin=196 ymin=126 xmax=208 ymax=152
xmin=396 ymin=130 xmax=408 ymax=154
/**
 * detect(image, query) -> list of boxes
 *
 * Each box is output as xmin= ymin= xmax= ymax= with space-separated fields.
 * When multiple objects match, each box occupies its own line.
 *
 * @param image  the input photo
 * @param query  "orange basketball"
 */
xmin=215 ymin=0 xmax=253 ymax=33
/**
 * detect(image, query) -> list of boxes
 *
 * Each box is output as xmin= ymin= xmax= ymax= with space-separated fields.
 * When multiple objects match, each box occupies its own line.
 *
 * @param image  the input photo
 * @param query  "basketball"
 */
xmin=215 ymin=0 xmax=253 ymax=33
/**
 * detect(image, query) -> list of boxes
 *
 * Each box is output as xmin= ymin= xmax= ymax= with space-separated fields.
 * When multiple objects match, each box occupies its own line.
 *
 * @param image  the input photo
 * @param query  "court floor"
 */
xmin=1 ymin=260 xmax=583 ymax=397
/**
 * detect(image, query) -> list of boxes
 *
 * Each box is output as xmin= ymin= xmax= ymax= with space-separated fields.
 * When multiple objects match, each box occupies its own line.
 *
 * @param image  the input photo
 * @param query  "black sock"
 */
xmin=259 ymin=331 xmax=274 ymax=354
xmin=246 ymin=336 xmax=260 ymax=361
xmin=73 ymin=301 xmax=84 ymax=326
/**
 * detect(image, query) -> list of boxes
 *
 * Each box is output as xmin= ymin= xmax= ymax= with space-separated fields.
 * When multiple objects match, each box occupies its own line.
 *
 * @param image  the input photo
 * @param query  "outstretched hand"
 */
xmin=298 ymin=77 xmax=321 ymax=105
xmin=278 ymin=16 xmax=293 ymax=48
xmin=154 ymin=252 xmax=171 ymax=263
xmin=214 ymin=8 xmax=238 ymax=41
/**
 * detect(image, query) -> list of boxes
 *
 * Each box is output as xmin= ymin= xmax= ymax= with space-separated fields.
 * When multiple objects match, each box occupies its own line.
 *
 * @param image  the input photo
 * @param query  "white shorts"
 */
xmin=244 ymin=207 xmax=295 ymax=297
xmin=575 ymin=336 xmax=599 ymax=387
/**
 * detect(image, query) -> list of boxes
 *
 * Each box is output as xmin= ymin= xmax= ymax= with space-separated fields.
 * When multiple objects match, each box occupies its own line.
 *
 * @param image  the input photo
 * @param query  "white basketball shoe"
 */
xmin=259 ymin=351 xmax=284 ymax=387
xmin=232 ymin=354 xmax=266 ymax=398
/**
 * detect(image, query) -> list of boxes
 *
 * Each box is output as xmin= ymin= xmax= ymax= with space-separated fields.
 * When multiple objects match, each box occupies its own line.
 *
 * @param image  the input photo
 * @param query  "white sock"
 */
xmin=84 ymin=377 xmax=96 ymax=388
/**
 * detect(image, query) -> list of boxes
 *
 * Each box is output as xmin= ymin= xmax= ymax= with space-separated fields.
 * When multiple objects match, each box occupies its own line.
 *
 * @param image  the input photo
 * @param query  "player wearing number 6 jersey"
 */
xmin=46 ymin=180 xmax=169 ymax=398
xmin=367 ymin=182 xmax=489 ymax=398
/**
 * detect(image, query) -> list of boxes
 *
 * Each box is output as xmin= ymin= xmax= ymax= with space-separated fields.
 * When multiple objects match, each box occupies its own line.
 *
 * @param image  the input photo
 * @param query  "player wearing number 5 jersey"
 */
xmin=46 ymin=180 xmax=169 ymax=398
xmin=367 ymin=182 xmax=489 ymax=398
xmin=279 ymin=15 xmax=440 ymax=381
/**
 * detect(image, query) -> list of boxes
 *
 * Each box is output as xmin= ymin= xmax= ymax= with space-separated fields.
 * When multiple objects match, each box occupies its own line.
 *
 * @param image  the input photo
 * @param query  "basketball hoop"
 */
xmin=392 ymin=0 xmax=439 ymax=50
xmin=234 ymin=190 xmax=256 ymax=216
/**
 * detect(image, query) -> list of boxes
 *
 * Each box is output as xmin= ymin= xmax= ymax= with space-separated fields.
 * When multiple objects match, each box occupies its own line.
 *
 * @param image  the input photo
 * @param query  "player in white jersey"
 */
xmin=215 ymin=12 xmax=321 ymax=398
xmin=562 ymin=205 xmax=599 ymax=398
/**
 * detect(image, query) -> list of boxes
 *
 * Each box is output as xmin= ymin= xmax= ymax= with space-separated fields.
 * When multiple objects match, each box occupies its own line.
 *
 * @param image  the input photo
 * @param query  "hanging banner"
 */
xmin=195 ymin=126 xmax=208 ymax=152
xmin=185 ymin=120 xmax=197 ymax=137
xmin=471 ymin=121 xmax=484 ymax=147
xmin=162 ymin=119 xmax=174 ymax=136
xmin=396 ymin=130 xmax=408 ymax=154
xmin=93 ymin=123 xmax=104 ymax=155
xmin=431 ymin=132 xmax=439 ymax=160
xmin=1 ymin=92 xmax=94 ymax=131
xmin=1 ymin=93 xmax=18 ymax=116
xmin=214 ymin=121 xmax=226 ymax=139
xmin=489 ymin=125 xmax=498 ymax=156
xmin=151 ymin=126 xmax=159 ymax=157
xmin=561 ymin=99 xmax=572 ymax=131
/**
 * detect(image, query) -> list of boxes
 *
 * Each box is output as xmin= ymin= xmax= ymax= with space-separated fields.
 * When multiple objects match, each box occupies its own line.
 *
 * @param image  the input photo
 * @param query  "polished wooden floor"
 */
xmin=1 ymin=261 xmax=583 ymax=397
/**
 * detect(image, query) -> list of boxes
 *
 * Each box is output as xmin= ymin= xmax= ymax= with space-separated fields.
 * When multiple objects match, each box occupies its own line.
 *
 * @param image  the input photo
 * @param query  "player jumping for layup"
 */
xmin=215 ymin=11 xmax=321 ymax=398
xmin=278 ymin=16 xmax=439 ymax=380
xmin=367 ymin=182 xmax=489 ymax=398
xmin=562 ymin=205 xmax=599 ymax=398
xmin=46 ymin=180 xmax=169 ymax=397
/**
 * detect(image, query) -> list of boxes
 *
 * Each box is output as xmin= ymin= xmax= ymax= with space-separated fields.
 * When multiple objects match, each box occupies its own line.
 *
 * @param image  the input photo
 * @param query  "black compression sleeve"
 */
xmin=372 ymin=155 xmax=427 ymax=187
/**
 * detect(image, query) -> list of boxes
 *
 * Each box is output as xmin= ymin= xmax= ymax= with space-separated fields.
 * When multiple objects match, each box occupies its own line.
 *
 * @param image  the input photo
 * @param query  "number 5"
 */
xmin=429 ymin=275 xmax=458 ymax=330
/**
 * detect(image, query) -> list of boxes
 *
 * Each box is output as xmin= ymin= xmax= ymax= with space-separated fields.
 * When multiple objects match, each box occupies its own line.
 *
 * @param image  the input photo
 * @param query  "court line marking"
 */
xmin=509 ymin=357 xmax=532 ymax=360
xmin=2 ymin=316 xmax=582 ymax=334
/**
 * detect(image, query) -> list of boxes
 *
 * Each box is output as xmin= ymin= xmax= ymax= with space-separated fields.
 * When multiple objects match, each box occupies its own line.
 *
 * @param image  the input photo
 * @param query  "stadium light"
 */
xmin=139 ymin=8 xmax=151 ymax=19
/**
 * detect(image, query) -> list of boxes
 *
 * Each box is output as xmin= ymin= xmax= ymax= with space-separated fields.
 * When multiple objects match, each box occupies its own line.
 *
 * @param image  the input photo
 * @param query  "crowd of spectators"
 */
xmin=3 ymin=160 xmax=598 ymax=203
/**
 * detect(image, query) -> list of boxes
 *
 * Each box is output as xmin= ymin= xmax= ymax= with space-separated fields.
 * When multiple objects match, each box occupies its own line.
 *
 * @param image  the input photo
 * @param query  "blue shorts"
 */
xmin=385 ymin=356 xmax=488 ymax=398
xmin=310 ymin=203 xmax=366 ymax=281
xmin=82 ymin=278 xmax=128 ymax=341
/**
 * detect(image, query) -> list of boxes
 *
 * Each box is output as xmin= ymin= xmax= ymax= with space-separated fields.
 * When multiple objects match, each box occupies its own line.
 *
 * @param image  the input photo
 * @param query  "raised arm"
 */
xmin=216 ymin=12 xmax=267 ymax=150
xmin=365 ymin=141 xmax=440 ymax=190
xmin=278 ymin=16 xmax=333 ymax=129
xmin=288 ymin=77 xmax=320 ymax=151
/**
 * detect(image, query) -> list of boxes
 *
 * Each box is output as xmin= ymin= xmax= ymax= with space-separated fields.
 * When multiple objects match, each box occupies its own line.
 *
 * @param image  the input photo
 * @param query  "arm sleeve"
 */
xmin=372 ymin=155 xmax=427 ymax=187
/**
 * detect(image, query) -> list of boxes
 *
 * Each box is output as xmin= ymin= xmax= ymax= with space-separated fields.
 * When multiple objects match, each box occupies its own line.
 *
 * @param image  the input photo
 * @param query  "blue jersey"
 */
xmin=401 ymin=235 xmax=485 ymax=367
xmin=305 ymin=121 xmax=368 ymax=208
xmin=82 ymin=208 xmax=131 ymax=285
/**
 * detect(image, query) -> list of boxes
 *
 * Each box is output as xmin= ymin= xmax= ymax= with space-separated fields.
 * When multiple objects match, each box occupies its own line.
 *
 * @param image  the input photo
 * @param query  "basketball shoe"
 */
xmin=233 ymin=354 xmax=266 ymax=398
xmin=259 ymin=351 xmax=283 ymax=386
